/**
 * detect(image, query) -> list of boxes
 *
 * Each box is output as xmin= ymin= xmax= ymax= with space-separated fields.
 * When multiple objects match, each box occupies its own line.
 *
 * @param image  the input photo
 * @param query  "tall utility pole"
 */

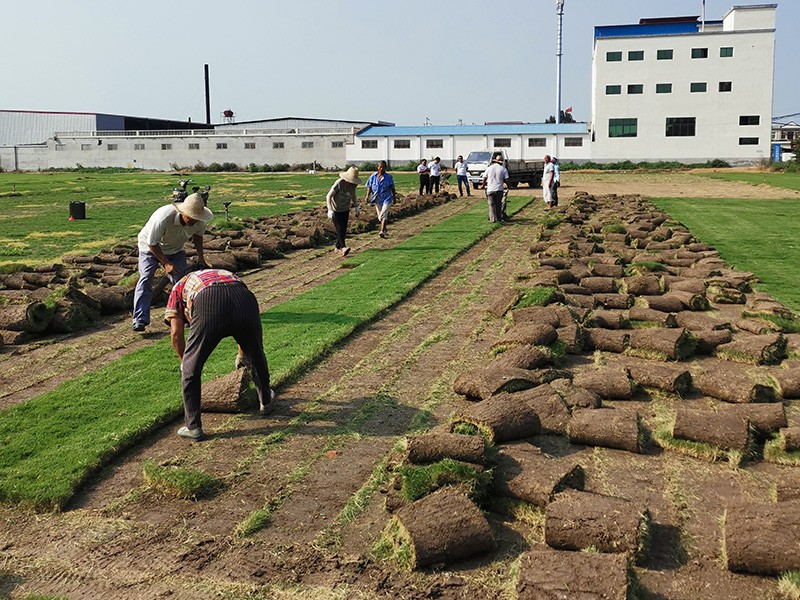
xmin=556 ymin=0 xmax=565 ymax=124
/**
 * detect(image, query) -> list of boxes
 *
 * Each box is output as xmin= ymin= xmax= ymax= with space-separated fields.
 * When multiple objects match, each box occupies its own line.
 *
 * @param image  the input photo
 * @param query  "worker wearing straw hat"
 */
xmin=132 ymin=193 xmax=213 ymax=332
xmin=325 ymin=166 xmax=362 ymax=256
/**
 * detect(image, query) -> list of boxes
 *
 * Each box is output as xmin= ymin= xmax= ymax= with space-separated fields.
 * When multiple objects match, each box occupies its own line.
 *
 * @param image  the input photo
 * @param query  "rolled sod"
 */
xmin=566 ymin=293 xmax=597 ymax=309
xmin=779 ymin=426 xmax=800 ymax=452
xmin=776 ymin=470 xmax=800 ymax=502
xmin=672 ymin=407 xmax=753 ymax=452
xmin=453 ymin=366 xmax=549 ymax=401
xmin=622 ymin=275 xmax=662 ymax=296
xmin=694 ymin=329 xmax=733 ymax=355
xmin=724 ymin=500 xmax=800 ymax=575
xmin=674 ymin=311 xmax=732 ymax=332
xmin=550 ymin=379 xmax=602 ymax=410
xmin=628 ymin=306 xmax=677 ymax=327
xmin=593 ymin=293 xmax=634 ymax=310
xmin=573 ymin=368 xmax=634 ymax=400
xmin=493 ymin=442 xmax=584 ymax=507
xmin=590 ymin=309 xmax=629 ymax=330
xmin=580 ymin=277 xmax=617 ymax=294
xmin=83 ymin=285 xmax=133 ymax=314
xmin=706 ymin=284 xmax=746 ymax=305
xmin=516 ymin=547 xmax=629 ymax=600
xmin=585 ymin=328 xmax=629 ymax=353
xmin=492 ymin=322 xmax=558 ymax=349
xmin=591 ymin=263 xmax=625 ymax=278
xmin=642 ymin=295 xmax=684 ymax=314
xmin=718 ymin=403 xmax=786 ymax=436
xmin=486 ymin=287 xmax=520 ymax=318
xmin=627 ymin=361 xmax=692 ymax=396
xmin=735 ymin=319 xmax=774 ymax=335
xmin=666 ymin=277 xmax=707 ymax=295
xmin=0 ymin=301 xmax=54 ymax=333
xmin=692 ymin=366 xmax=776 ymax=404
xmin=716 ymin=334 xmax=788 ymax=366
xmin=406 ymin=433 xmax=485 ymax=465
xmin=201 ymin=368 xmax=255 ymax=413
xmin=556 ymin=324 xmax=586 ymax=354
xmin=514 ymin=385 xmax=572 ymax=435
xmin=545 ymin=489 xmax=650 ymax=558
xmin=568 ymin=409 xmax=643 ymax=453
xmin=510 ymin=305 xmax=561 ymax=328
xmin=666 ymin=290 xmax=709 ymax=311
xmin=394 ymin=487 xmax=494 ymax=570
xmin=493 ymin=345 xmax=552 ymax=370
xmin=48 ymin=300 xmax=97 ymax=333
xmin=451 ymin=394 xmax=541 ymax=443
xmin=627 ymin=328 xmax=696 ymax=361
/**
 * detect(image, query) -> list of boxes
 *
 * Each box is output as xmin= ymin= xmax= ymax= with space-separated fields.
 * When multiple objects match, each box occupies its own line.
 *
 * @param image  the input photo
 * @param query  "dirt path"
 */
xmin=1 ymin=173 xmax=797 ymax=599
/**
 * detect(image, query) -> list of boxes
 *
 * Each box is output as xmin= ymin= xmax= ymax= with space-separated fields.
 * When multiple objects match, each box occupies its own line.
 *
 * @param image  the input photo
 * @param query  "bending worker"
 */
xmin=164 ymin=268 xmax=275 ymax=441
xmin=133 ymin=193 xmax=211 ymax=332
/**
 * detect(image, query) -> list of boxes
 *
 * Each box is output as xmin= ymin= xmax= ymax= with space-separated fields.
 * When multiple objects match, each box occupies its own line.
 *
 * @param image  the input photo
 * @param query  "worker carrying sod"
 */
xmin=164 ymin=268 xmax=275 ymax=441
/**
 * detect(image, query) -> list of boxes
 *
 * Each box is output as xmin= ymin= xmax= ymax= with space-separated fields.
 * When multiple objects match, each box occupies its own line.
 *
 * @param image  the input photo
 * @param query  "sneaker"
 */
xmin=132 ymin=323 xmax=146 ymax=332
xmin=259 ymin=389 xmax=276 ymax=416
xmin=177 ymin=426 xmax=204 ymax=440
xmin=379 ymin=231 xmax=386 ymax=238
xmin=342 ymin=247 xmax=351 ymax=256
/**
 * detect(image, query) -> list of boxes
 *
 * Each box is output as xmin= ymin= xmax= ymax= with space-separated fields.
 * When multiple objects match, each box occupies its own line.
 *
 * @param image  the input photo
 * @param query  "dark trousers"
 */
xmin=332 ymin=210 xmax=349 ymax=249
xmin=419 ymin=174 xmax=430 ymax=195
xmin=457 ymin=175 xmax=471 ymax=196
xmin=430 ymin=175 xmax=440 ymax=194
xmin=552 ymin=181 xmax=560 ymax=206
xmin=487 ymin=190 xmax=504 ymax=222
xmin=181 ymin=283 xmax=271 ymax=430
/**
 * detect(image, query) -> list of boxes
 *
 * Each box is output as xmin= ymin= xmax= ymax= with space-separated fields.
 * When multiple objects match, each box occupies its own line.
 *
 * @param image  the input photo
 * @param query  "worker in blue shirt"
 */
xmin=364 ymin=160 xmax=397 ymax=238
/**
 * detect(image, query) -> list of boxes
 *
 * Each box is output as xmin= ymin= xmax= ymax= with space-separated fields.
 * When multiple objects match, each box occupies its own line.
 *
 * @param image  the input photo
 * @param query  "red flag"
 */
xmin=565 ymin=107 xmax=573 ymax=113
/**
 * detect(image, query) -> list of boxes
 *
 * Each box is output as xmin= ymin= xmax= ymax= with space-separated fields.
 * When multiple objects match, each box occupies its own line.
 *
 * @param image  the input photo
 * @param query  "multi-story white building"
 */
xmin=591 ymin=4 xmax=776 ymax=164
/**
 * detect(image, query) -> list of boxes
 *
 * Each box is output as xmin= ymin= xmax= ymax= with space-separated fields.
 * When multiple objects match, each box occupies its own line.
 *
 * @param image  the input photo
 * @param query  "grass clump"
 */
xmin=141 ymin=460 xmax=223 ymax=500
xmin=372 ymin=518 xmax=414 ymax=570
xmin=778 ymin=571 xmax=800 ymax=600
xmin=741 ymin=311 xmax=800 ymax=333
xmin=514 ymin=286 xmax=561 ymax=309
xmin=763 ymin=437 xmax=800 ymax=466
xmin=601 ymin=223 xmax=627 ymax=234
xmin=396 ymin=458 xmax=492 ymax=503
xmin=626 ymin=261 xmax=668 ymax=275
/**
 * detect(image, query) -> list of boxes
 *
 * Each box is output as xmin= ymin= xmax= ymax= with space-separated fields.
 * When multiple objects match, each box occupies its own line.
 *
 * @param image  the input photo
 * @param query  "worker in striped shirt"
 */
xmin=164 ymin=268 xmax=274 ymax=440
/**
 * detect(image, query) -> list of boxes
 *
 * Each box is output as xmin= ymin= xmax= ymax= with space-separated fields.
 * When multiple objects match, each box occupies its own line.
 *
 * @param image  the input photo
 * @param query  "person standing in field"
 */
xmin=364 ymin=160 xmax=397 ymax=238
xmin=454 ymin=154 xmax=472 ymax=197
xmin=480 ymin=152 xmax=509 ymax=223
xmin=429 ymin=157 xmax=442 ymax=194
xmin=165 ymin=268 xmax=275 ymax=440
xmin=417 ymin=158 xmax=431 ymax=195
xmin=551 ymin=156 xmax=561 ymax=207
xmin=542 ymin=155 xmax=555 ymax=210
xmin=132 ymin=193 xmax=212 ymax=332
xmin=325 ymin=166 xmax=361 ymax=256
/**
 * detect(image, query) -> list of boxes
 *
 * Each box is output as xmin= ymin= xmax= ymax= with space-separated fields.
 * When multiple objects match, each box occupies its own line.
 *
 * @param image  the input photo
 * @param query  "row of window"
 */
xmin=608 ymin=117 xmax=760 ymax=144
xmin=606 ymin=81 xmax=732 ymax=95
xmin=362 ymin=137 xmax=584 ymax=150
xmin=607 ymin=47 xmax=733 ymax=62
xmin=67 ymin=141 xmax=345 ymax=151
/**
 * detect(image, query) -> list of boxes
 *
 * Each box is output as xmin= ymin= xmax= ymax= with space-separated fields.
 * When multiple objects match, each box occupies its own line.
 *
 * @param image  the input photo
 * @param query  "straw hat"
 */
xmin=174 ymin=193 xmax=213 ymax=222
xmin=339 ymin=166 xmax=361 ymax=185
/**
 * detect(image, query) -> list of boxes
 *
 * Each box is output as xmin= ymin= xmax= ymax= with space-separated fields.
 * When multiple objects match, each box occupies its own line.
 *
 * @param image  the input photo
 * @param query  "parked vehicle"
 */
xmin=465 ymin=150 xmax=543 ymax=190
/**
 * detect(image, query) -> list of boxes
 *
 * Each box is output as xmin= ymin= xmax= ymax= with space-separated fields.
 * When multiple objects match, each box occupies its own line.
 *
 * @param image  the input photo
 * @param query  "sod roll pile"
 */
xmin=406 ymin=432 xmax=485 ymax=465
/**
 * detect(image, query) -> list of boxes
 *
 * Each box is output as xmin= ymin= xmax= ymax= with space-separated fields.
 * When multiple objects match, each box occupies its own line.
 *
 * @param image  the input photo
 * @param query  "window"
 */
xmin=55 ymin=144 xmax=65 ymax=151
xmin=161 ymin=143 xmax=172 ymax=150
xmin=564 ymin=138 xmax=583 ymax=147
xmin=134 ymin=143 xmax=145 ymax=150
xmin=301 ymin=141 xmax=314 ymax=149
xmin=720 ymin=47 xmax=734 ymax=58
xmin=739 ymin=137 xmax=759 ymax=145
xmin=739 ymin=115 xmax=760 ymax=126
xmin=393 ymin=139 xmax=411 ymax=149
xmin=628 ymin=50 xmax=644 ymax=61
xmin=608 ymin=118 xmax=638 ymax=138
xmin=331 ymin=141 xmax=344 ymax=148
xmin=107 ymin=144 xmax=118 ymax=151
xmin=692 ymin=48 xmax=709 ymax=59
xmin=528 ymin=138 xmax=546 ymax=147
xmin=244 ymin=142 xmax=256 ymax=149
xmin=719 ymin=81 xmax=732 ymax=92
xmin=426 ymin=139 xmax=443 ymax=148
xmin=606 ymin=84 xmax=622 ymax=95
xmin=189 ymin=143 xmax=200 ymax=150
xmin=273 ymin=142 xmax=284 ymax=149
xmin=666 ymin=117 xmax=696 ymax=137
xmin=81 ymin=144 xmax=92 ymax=151
xmin=493 ymin=138 xmax=511 ymax=148
xmin=627 ymin=84 xmax=643 ymax=94
xmin=690 ymin=82 xmax=707 ymax=93
xmin=656 ymin=83 xmax=672 ymax=94
xmin=606 ymin=51 xmax=622 ymax=62
xmin=361 ymin=140 xmax=378 ymax=149
xmin=216 ymin=143 xmax=227 ymax=149
xmin=657 ymin=49 xmax=673 ymax=60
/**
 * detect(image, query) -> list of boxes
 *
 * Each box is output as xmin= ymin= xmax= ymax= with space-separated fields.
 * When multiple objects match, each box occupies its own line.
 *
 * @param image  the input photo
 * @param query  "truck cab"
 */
xmin=466 ymin=149 xmax=543 ymax=190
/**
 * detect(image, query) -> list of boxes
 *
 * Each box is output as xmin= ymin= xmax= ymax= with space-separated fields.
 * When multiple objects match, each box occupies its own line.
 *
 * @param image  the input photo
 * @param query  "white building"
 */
xmin=346 ymin=123 xmax=590 ymax=168
xmin=772 ymin=119 xmax=799 ymax=160
xmin=590 ymin=4 xmax=776 ymax=164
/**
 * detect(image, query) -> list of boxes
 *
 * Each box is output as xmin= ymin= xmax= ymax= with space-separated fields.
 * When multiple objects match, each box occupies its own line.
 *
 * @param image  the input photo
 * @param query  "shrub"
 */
xmin=360 ymin=162 xmax=377 ymax=172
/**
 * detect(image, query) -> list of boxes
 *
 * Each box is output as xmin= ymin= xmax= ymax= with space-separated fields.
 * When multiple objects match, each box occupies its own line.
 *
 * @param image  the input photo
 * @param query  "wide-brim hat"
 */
xmin=339 ymin=166 xmax=361 ymax=185
xmin=174 ymin=193 xmax=213 ymax=222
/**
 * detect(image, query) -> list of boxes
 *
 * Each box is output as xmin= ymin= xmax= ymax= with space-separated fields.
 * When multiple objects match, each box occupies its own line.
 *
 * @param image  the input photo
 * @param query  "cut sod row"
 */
xmin=0 ymin=197 xmax=532 ymax=509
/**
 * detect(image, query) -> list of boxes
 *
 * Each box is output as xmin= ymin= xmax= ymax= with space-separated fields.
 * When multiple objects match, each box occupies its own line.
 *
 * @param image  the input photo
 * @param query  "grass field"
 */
xmin=0 ymin=197 xmax=532 ymax=509
xmin=696 ymin=170 xmax=800 ymax=192
xmin=651 ymin=197 xmax=800 ymax=311
xmin=0 ymin=171 xmax=420 ymax=266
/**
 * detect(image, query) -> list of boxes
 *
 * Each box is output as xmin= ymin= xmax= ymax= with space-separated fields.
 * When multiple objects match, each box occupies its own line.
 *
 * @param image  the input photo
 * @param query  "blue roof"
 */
xmin=358 ymin=123 xmax=588 ymax=137
xmin=595 ymin=20 xmax=722 ymax=39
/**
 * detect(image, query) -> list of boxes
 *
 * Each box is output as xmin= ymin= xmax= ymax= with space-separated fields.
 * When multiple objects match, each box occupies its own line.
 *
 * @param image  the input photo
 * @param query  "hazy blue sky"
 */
xmin=2 ymin=1 xmax=797 ymax=125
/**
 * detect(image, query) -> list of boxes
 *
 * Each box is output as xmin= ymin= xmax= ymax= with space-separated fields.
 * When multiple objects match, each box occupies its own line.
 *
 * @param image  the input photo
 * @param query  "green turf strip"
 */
xmin=0 ymin=197 xmax=532 ymax=509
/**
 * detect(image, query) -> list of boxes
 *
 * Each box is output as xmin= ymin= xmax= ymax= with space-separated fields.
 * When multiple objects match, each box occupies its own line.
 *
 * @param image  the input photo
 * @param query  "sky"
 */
xmin=2 ymin=0 xmax=797 ymax=126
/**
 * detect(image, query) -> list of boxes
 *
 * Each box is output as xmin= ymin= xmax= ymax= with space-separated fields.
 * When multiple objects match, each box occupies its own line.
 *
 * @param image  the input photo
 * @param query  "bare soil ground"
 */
xmin=1 ymin=172 xmax=799 ymax=599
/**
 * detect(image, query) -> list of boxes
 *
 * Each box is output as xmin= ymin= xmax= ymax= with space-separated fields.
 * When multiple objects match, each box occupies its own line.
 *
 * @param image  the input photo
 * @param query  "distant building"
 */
xmin=772 ymin=120 xmax=799 ymax=161
xmin=590 ymin=4 xmax=776 ymax=165
xmin=347 ymin=123 xmax=590 ymax=167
